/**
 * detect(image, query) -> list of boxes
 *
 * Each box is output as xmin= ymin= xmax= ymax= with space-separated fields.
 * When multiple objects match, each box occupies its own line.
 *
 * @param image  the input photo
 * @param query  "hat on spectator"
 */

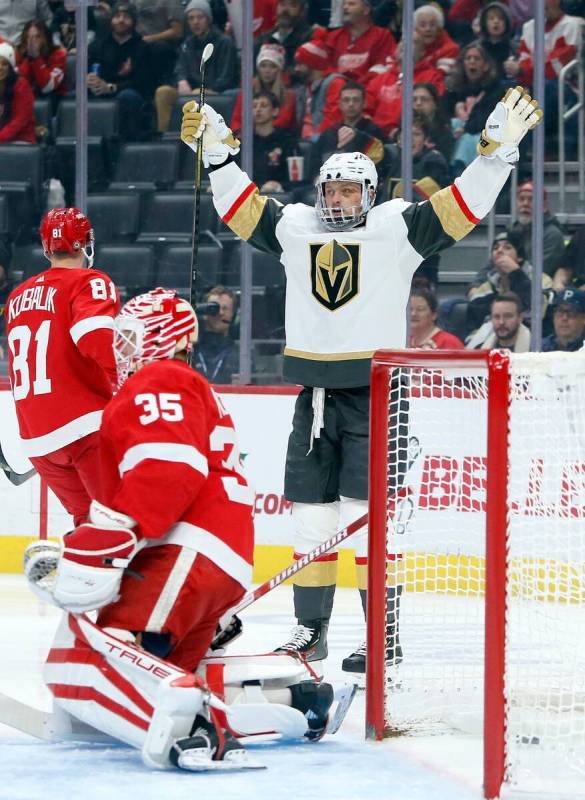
xmin=491 ymin=230 xmax=526 ymax=261
xmin=0 ymin=42 xmax=15 ymax=70
xmin=112 ymin=2 xmax=138 ymax=23
xmin=552 ymin=288 xmax=585 ymax=312
xmin=185 ymin=0 xmax=213 ymax=20
xmin=294 ymin=40 xmax=329 ymax=71
xmin=0 ymin=239 xmax=12 ymax=272
xmin=257 ymin=44 xmax=285 ymax=70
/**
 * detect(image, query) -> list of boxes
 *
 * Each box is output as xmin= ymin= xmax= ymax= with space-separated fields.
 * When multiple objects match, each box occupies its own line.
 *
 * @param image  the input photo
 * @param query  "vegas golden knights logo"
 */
xmin=310 ymin=240 xmax=360 ymax=311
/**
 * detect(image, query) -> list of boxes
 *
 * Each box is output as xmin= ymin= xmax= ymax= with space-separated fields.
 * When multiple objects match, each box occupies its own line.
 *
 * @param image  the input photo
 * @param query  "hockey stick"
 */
xmin=232 ymin=512 xmax=368 ymax=617
xmin=0 ymin=442 xmax=36 ymax=486
xmin=188 ymin=42 xmax=214 ymax=341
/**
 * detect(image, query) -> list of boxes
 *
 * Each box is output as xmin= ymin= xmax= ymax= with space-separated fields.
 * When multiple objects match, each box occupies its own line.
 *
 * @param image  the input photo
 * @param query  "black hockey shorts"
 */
xmin=284 ymin=386 xmax=371 ymax=503
xmin=284 ymin=381 xmax=411 ymax=505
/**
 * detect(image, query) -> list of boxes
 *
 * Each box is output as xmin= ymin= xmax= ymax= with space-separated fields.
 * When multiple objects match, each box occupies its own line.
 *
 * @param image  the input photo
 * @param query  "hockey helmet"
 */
xmin=315 ymin=152 xmax=378 ymax=231
xmin=114 ymin=287 xmax=198 ymax=383
xmin=41 ymin=207 xmax=95 ymax=267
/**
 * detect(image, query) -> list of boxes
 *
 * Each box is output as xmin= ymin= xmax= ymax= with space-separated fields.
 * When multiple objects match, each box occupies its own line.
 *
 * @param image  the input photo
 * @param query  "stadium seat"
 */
xmin=33 ymin=98 xmax=52 ymax=134
xmin=65 ymin=54 xmax=76 ymax=93
xmin=87 ymin=193 xmax=141 ymax=243
xmin=175 ymin=145 xmax=211 ymax=191
xmin=0 ymin=194 xmax=12 ymax=237
xmin=156 ymin=244 xmax=223 ymax=289
xmin=56 ymin=99 xmax=119 ymax=138
xmin=56 ymin=99 xmax=119 ymax=186
xmin=95 ymin=244 xmax=155 ymax=292
xmin=109 ymin=142 xmax=180 ymax=191
xmin=0 ymin=144 xmax=43 ymax=232
xmin=252 ymin=249 xmax=284 ymax=286
xmin=12 ymin=244 xmax=47 ymax=281
xmin=137 ymin=192 xmax=217 ymax=244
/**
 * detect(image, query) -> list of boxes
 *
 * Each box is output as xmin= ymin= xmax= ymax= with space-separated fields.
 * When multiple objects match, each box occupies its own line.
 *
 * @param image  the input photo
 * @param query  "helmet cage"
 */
xmin=114 ymin=288 xmax=198 ymax=385
xmin=315 ymin=152 xmax=378 ymax=231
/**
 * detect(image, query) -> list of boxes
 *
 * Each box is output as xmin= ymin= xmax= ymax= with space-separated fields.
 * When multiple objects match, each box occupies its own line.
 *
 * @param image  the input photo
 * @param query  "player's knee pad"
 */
xmin=292 ymin=501 xmax=340 ymax=553
xmin=339 ymin=496 xmax=368 ymax=558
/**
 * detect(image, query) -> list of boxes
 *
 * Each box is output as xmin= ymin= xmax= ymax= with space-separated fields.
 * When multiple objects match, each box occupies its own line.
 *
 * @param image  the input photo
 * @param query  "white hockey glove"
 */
xmin=181 ymin=101 xmax=240 ymax=168
xmin=477 ymin=86 xmax=543 ymax=164
xmin=52 ymin=500 xmax=140 ymax=614
xmin=24 ymin=539 xmax=62 ymax=605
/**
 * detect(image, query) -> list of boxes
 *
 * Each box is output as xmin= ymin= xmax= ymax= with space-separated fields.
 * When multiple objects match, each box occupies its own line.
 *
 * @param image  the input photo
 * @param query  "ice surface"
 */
xmin=0 ymin=575 xmax=483 ymax=800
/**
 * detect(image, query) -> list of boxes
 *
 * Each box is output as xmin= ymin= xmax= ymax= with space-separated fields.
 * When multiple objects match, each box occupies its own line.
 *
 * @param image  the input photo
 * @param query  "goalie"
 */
xmin=180 ymin=87 xmax=543 ymax=675
xmin=25 ymin=288 xmax=347 ymax=773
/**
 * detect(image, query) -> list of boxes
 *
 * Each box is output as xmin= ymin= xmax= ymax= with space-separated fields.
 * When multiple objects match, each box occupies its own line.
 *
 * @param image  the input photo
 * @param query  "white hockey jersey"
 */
xmin=210 ymin=157 xmax=513 ymax=387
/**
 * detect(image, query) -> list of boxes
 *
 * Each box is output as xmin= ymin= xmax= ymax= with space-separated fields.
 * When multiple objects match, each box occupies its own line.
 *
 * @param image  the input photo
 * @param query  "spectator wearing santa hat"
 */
xmin=0 ymin=42 xmax=36 ymax=144
xmin=293 ymin=38 xmax=346 ymax=141
xmin=231 ymin=43 xmax=297 ymax=135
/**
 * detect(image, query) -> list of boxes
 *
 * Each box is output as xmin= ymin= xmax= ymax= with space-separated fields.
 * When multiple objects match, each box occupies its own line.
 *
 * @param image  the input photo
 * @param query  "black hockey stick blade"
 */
xmin=0 ymin=443 xmax=36 ymax=485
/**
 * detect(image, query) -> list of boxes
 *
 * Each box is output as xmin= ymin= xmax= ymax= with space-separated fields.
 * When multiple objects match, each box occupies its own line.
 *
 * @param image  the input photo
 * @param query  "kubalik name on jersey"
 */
xmin=7 ymin=285 xmax=56 ymax=321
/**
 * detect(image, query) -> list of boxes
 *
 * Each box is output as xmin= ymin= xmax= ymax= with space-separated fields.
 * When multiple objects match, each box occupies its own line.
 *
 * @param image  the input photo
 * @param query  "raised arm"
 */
xmin=400 ymin=86 xmax=543 ymax=261
xmin=181 ymin=101 xmax=286 ymax=258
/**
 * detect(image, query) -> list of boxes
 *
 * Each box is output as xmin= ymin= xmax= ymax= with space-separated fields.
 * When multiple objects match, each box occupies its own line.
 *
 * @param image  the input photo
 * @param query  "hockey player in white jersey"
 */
xmin=180 ymin=87 xmax=543 ymax=675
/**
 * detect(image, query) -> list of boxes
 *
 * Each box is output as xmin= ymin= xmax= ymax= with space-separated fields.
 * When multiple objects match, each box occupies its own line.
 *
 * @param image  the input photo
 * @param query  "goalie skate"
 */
xmin=170 ymin=714 xmax=265 ymax=772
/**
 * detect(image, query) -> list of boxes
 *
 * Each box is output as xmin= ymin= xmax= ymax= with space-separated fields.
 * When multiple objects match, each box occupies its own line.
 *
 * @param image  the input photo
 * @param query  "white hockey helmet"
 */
xmin=315 ymin=151 xmax=378 ymax=231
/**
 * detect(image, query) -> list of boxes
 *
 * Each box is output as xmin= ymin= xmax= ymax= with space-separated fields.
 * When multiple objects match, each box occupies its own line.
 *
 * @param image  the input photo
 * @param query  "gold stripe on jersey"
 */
xmin=284 ymin=347 xmax=375 ymax=360
xmin=429 ymin=185 xmax=478 ymax=242
xmin=293 ymin=559 xmax=339 ymax=588
xmin=365 ymin=137 xmax=384 ymax=164
xmin=223 ymin=183 xmax=269 ymax=241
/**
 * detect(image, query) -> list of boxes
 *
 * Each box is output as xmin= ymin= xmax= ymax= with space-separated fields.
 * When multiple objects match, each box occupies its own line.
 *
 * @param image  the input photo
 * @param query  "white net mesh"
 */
xmin=376 ymin=352 xmax=585 ymax=796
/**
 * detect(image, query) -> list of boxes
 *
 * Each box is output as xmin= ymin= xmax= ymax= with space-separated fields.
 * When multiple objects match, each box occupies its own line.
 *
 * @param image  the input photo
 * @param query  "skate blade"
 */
xmin=178 ymin=750 xmax=266 ymax=772
xmin=324 ymin=683 xmax=358 ymax=736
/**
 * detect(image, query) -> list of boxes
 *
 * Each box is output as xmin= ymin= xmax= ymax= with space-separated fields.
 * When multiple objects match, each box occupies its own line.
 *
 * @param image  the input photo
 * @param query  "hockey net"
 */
xmin=366 ymin=350 xmax=585 ymax=799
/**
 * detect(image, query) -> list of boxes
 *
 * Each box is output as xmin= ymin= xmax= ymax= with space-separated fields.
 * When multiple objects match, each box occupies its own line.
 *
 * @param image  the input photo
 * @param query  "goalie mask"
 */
xmin=114 ymin=287 xmax=198 ymax=385
xmin=315 ymin=152 xmax=378 ymax=231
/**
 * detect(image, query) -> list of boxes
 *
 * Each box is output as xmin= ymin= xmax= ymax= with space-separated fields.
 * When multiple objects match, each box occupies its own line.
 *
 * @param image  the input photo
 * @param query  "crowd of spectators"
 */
xmin=0 ymin=0 xmax=584 ymax=379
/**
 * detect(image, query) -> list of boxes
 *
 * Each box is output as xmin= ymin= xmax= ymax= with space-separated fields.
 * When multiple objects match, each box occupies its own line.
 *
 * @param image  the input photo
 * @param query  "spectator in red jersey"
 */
xmin=3 ymin=208 xmax=119 ymax=526
xmin=408 ymin=286 xmax=465 ymax=349
xmin=293 ymin=38 xmax=346 ymax=141
xmin=254 ymin=0 xmax=312 ymax=74
xmin=414 ymin=4 xmax=459 ymax=75
xmin=322 ymin=0 xmax=396 ymax=85
xmin=0 ymin=43 xmax=36 ymax=144
xmin=16 ymin=19 xmax=67 ymax=109
xmin=231 ymin=44 xmax=297 ymax=135
xmin=307 ymin=80 xmax=387 ymax=182
xmin=443 ymin=42 xmax=503 ymax=174
xmin=476 ymin=2 xmax=516 ymax=80
xmin=504 ymin=0 xmax=581 ymax=86
xmin=365 ymin=33 xmax=445 ymax=138
xmin=504 ymin=0 xmax=581 ymax=148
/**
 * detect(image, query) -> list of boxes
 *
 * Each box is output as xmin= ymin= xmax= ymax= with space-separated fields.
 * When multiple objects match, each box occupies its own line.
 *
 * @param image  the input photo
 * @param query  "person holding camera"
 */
xmin=192 ymin=285 xmax=240 ymax=384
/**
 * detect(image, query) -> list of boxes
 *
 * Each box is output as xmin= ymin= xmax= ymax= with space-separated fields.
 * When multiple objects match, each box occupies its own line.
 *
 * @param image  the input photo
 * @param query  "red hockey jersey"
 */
xmin=324 ymin=23 xmax=396 ymax=84
xmin=4 ymin=267 xmax=119 ymax=456
xmin=97 ymin=359 xmax=255 ymax=590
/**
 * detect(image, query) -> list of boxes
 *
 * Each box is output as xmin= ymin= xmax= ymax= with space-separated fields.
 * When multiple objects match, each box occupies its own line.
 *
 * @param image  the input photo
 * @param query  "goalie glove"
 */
xmin=181 ymin=101 xmax=240 ymax=168
xmin=477 ymin=86 xmax=543 ymax=164
xmin=52 ymin=500 xmax=140 ymax=614
xmin=24 ymin=540 xmax=62 ymax=605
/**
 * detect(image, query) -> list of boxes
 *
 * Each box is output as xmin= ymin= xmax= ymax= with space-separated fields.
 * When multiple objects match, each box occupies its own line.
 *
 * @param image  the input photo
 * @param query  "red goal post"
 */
xmin=366 ymin=349 xmax=585 ymax=799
